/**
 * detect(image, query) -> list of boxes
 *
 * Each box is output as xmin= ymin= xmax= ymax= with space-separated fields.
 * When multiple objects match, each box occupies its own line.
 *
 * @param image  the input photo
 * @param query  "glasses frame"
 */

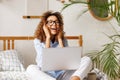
xmin=47 ymin=20 xmax=60 ymax=26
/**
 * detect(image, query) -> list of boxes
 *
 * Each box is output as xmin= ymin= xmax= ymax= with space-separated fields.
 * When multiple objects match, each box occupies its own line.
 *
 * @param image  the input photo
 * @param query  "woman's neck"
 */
xmin=51 ymin=35 xmax=56 ymax=43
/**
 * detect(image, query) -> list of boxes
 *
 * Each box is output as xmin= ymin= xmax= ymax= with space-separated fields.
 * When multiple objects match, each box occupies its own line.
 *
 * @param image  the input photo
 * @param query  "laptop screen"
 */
xmin=41 ymin=47 xmax=82 ymax=71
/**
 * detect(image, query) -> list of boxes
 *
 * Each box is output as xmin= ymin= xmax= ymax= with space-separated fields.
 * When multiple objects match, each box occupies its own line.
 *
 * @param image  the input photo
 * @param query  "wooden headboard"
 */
xmin=0 ymin=35 xmax=83 ymax=50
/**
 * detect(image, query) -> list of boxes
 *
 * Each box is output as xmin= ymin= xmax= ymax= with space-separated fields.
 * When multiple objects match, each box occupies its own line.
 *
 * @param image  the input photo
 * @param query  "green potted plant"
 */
xmin=88 ymin=34 xmax=120 ymax=80
xmin=60 ymin=0 xmax=120 ymax=79
xmin=61 ymin=0 xmax=120 ymax=24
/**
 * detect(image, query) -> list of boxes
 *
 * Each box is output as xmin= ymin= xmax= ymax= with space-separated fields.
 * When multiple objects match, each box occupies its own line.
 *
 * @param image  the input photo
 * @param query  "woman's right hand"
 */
xmin=43 ymin=24 xmax=51 ymax=48
xmin=43 ymin=24 xmax=51 ymax=39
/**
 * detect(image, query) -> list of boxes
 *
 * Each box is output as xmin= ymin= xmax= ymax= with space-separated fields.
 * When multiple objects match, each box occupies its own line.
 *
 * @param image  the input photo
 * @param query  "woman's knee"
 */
xmin=81 ymin=56 xmax=92 ymax=64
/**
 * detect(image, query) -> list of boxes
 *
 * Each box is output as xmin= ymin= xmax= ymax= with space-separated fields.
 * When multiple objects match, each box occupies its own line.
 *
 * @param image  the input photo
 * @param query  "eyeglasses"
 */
xmin=47 ymin=20 xmax=59 ymax=26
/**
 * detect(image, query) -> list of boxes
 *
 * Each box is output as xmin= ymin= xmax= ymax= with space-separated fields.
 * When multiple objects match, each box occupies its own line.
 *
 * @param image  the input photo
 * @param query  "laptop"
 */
xmin=41 ymin=47 xmax=82 ymax=71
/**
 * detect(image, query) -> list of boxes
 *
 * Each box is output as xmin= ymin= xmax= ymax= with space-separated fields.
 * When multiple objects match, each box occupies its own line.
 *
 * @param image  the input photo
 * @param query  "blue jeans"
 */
xmin=45 ymin=70 xmax=65 ymax=78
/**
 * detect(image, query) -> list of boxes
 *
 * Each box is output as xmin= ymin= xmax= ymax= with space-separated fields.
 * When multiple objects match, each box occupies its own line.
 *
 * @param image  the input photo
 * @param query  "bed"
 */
xmin=0 ymin=35 xmax=83 ymax=80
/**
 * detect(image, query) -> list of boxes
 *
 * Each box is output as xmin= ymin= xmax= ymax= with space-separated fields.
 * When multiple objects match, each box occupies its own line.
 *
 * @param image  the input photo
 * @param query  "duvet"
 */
xmin=0 ymin=71 xmax=28 ymax=80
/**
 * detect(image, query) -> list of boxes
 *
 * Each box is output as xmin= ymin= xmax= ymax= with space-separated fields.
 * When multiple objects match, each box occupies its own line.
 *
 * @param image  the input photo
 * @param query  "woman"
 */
xmin=33 ymin=11 xmax=92 ymax=80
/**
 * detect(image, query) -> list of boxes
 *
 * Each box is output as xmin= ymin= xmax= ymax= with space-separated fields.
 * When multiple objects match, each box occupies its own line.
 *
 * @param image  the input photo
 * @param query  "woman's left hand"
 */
xmin=57 ymin=31 xmax=63 ymax=40
xmin=57 ymin=31 xmax=64 ymax=47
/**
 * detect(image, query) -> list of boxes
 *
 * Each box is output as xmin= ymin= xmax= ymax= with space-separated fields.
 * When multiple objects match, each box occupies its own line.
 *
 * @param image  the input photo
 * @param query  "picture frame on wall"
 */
xmin=23 ymin=0 xmax=48 ymax=19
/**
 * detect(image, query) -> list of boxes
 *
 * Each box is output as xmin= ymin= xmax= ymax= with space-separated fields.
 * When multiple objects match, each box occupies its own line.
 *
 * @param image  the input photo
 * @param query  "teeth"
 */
xmin=51 ymin=28 xmax=57 ymax=30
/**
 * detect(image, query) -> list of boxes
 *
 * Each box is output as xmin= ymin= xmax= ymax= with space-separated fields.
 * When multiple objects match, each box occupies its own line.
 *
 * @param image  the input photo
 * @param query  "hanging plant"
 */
xmin=61 ymin=0 xmax=120 ymax=25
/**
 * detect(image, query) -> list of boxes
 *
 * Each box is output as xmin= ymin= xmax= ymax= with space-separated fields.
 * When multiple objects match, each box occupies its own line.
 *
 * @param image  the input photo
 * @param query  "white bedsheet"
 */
xmin=0 ymin=65 xmax=56 ymax=80
xmin=0 ymin=71 xmax=28 ymax=80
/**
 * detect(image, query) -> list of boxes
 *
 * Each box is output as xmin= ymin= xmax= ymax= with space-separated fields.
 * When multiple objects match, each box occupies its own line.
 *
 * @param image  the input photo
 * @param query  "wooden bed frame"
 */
xmin=0 ymin=35 xmax=83 ymax=50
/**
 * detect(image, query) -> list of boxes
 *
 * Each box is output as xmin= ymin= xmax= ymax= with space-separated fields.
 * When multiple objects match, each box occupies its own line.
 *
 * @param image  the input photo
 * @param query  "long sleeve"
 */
xmin=34 ymin=38 xmax=45 ymax=68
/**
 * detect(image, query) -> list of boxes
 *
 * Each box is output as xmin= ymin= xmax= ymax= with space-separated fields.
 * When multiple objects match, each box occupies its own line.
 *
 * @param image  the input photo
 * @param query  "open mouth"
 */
xmin=50 ymin=28 xmax=57 ymax=30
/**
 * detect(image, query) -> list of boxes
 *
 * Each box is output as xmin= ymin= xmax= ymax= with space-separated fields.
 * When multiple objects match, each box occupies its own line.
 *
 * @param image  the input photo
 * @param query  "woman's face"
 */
xmin=46 ymin=15 xmax=60 ymax=35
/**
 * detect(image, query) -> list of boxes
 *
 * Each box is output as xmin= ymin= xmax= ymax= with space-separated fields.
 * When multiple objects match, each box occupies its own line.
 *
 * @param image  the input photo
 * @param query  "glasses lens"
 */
xmin=47 ymin=20 xmax=59 ymax=26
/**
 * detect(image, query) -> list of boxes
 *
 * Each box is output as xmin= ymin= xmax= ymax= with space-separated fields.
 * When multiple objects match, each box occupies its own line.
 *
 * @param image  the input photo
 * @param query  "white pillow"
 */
xmin=0 ymin=50 xmax=25 ymax=71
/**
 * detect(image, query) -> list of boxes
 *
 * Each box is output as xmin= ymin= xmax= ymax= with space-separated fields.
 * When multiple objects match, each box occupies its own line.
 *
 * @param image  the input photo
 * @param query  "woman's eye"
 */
xmin=55 ymin=21 xmax=59 ymax=23
xmin=49 ymin=21 xmax=53 ymax=23
xmin=47 ymin=21 xmax=52 ymax=24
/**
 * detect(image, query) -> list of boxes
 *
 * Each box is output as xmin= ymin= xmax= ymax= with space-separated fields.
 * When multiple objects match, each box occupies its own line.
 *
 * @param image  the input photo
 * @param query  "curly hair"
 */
xmin=34 ymin=11 xmax=65 ymax=42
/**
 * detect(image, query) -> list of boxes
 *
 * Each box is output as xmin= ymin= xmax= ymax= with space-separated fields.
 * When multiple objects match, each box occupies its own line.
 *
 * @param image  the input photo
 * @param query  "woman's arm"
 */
xmin=45 ymin=38 xmax=50 ymax=48
xmin=57 ymin=31 xmax=65 ymax=47
xmin=58 ymin=39 xmax=64 ymax=47
xmin=43 ymin=24 xmax=51 ymax=48
xmin=34 ymin=38 xmax=44 ymax=68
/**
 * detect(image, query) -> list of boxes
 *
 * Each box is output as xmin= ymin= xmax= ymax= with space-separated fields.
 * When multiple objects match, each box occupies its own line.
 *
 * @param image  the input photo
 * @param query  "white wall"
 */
xmin=49 ymin=0 xmax=120 ymax=52
xmin=0 ymin=0 xmax=40 ymax=68
xmin=0 ymin=0 xmax=120 ymax=68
